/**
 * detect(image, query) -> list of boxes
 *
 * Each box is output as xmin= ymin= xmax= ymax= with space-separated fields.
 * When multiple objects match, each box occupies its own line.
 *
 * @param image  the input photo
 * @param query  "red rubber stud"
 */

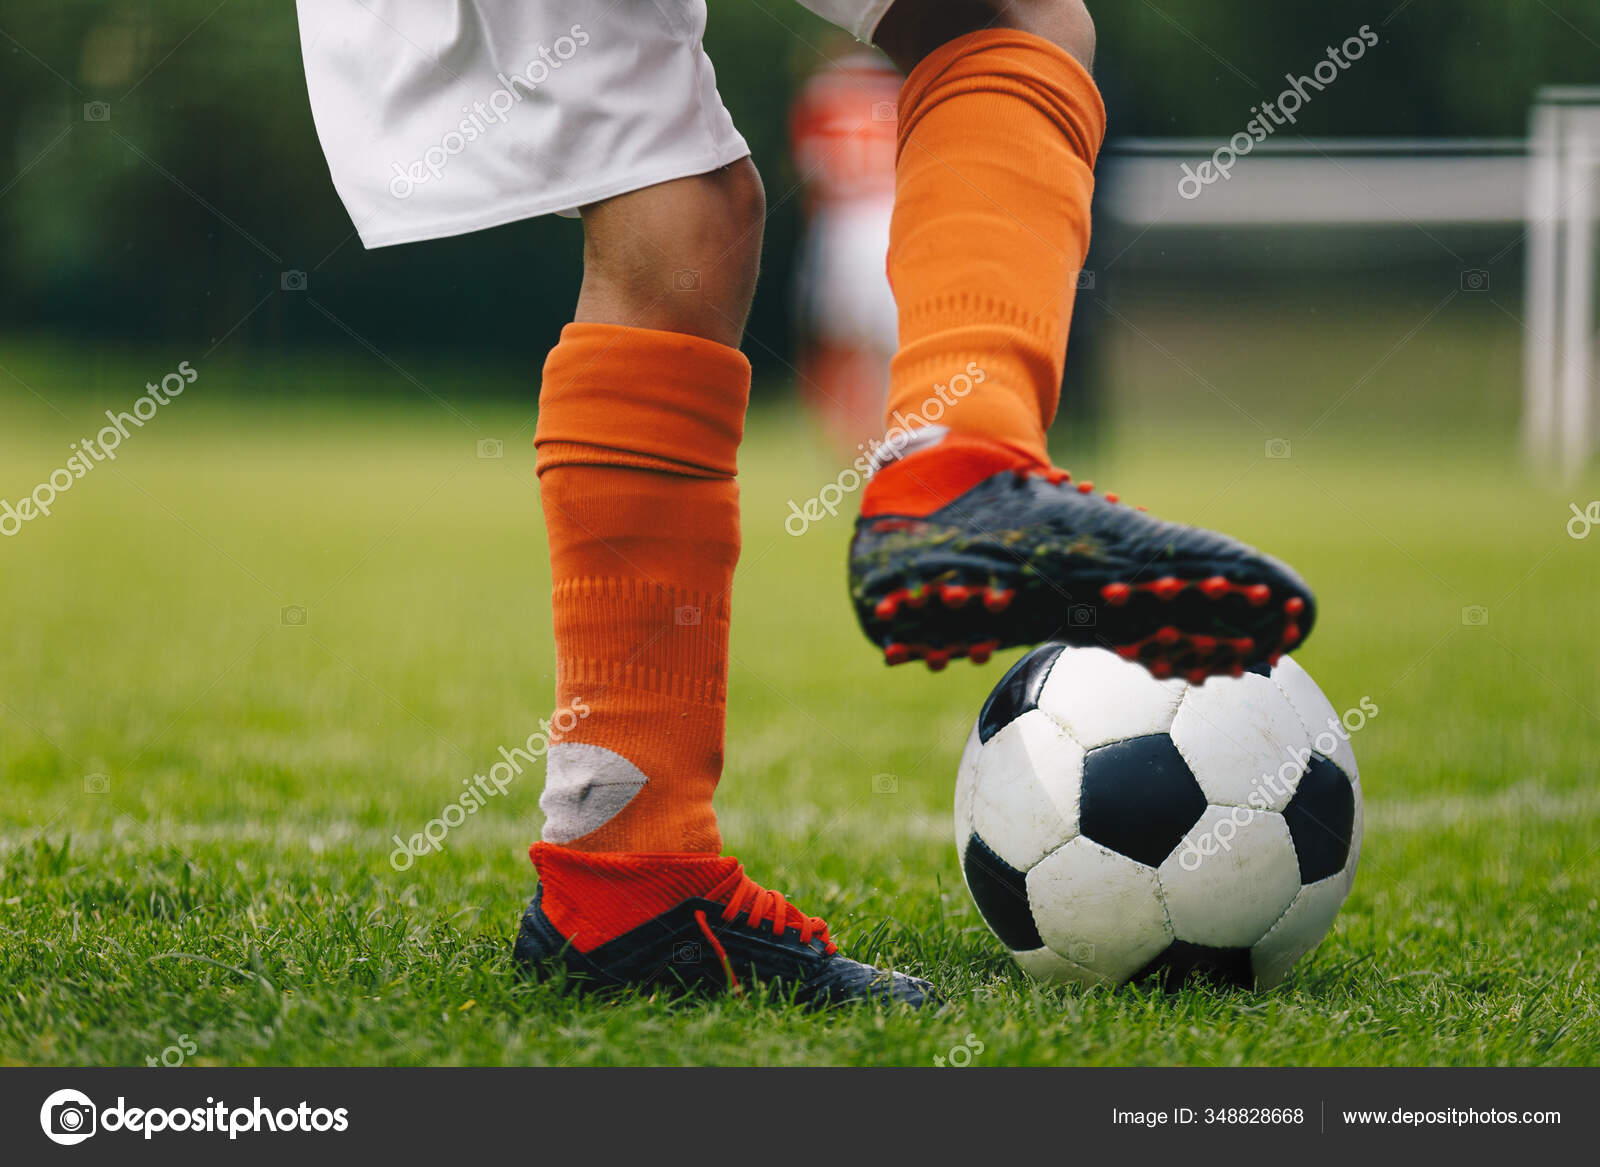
xmin=924 ymin=649 xmax=950 ymax=672
xmin=1267 ymin=652 xmax=1283 ymax=667
xmin=1155 ymin=625 xmax=1181 ymax=646
xmin=1149 ymin=576 xmax=1185 ymax=601
xmin=939 ymin=584 xmax=973 ymax=608
xmin=968 ymin=640 xmax=1000 ymax=665
xmin=1076 ymin=481 xmax=1094 ymax=494
xmin=1229 ymin=637 xmax=1255 ymax=654
xmin=1198 ymin=575 xmax=1232 ymax=599
xmin=1244 ymin=584 xmax=1272 ymax=606
xmin=1105 ymin=492 xmax=1120 ymax=504
xmin=1101 ymin=582 xmax=1132 ymax=606
xmin=1284 ymin=596 xmax=1306 ymax=616
xmin=983 ymin=588 xmax=1015 ymax=612
xmin=1149 ymin=659 xmax=1173 ymax=679
xmin=874 ymin=590 xmax=905 ymax=621
xmin=905 ymin=587 xmax=928 ymax=609
xmin=1115 ymin=644 xmax=1141 ymax=660
xmin=1186 ymin=668 xmax=1210 ymax=684
xmin=1189 ymin=635 xmax=1218 ymax=654
xmin=884 ymin=643 xmax=912 ymax=666
xmin=1282 ymin=624 xmax=1302 ymax=646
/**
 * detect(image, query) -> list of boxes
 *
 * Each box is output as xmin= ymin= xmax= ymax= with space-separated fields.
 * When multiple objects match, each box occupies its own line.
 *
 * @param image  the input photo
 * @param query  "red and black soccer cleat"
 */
xmin=849 ymin=432 xmax=1315 ymax=682
xmin=513 ymin=844 xmax=936 ymax=1008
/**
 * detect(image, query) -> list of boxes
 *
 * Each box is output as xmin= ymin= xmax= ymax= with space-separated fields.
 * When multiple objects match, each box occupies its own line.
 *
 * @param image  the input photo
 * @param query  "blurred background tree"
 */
xmin=1 ymin=0 xmax=1596 ymax=387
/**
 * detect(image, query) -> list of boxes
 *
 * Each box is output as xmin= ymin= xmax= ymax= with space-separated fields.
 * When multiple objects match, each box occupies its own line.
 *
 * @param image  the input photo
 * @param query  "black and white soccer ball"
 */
xmin=955 ymin=644 xmax=1363 ymax=989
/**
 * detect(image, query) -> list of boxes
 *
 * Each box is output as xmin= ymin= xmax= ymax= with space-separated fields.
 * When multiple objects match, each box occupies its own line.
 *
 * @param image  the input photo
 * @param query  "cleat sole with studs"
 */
xmin=849 ymin=469 xmax=1315 ymax=682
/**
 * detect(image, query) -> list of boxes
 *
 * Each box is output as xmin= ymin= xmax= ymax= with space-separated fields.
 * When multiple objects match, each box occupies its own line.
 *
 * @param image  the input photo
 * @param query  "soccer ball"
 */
xmin=955 ymin=644 xmax=1363 ymax=989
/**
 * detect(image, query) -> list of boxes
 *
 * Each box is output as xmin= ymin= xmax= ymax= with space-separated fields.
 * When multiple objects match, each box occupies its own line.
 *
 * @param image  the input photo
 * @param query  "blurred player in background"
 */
xmin=790 ymin=45 xmax=901 ymax=455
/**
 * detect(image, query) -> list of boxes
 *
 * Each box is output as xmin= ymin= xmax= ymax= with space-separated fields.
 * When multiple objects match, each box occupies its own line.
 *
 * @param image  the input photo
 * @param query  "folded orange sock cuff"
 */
xmin=534 ymin=322 xmax=751 ymax=479
xmin=897 ymin=29 xmax=1106 ymax=167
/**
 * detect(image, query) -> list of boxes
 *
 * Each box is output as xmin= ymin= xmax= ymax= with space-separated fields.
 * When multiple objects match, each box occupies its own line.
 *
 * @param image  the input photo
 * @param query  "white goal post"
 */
xmin=1104 ymin=112 xmax=1600 ymax=480
xmin=1524 ymin=86 xmax=1600 ymax=481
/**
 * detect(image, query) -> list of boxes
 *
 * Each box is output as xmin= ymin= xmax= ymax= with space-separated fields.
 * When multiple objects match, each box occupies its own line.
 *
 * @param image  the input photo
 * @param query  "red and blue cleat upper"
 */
xmin=849 ymin=432 xmax=1315 ymax=682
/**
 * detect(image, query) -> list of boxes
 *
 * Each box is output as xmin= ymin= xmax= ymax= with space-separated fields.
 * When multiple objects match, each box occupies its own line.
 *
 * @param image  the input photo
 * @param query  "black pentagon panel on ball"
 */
xmin=1132 ymin=939 xmax=1255 ymax=991
xmin=1246 ymin=661 xmax=1273 ymax=678
xmin=977 ymin=643 xmax=1066 ymax=744
xmin=1079 ymin=734 xmax=1208 ymax=867
xmin=1282 ymin=753 xmax=1356 ymax=883
xmin=962 ymin=833 xmax=1043 ymax=951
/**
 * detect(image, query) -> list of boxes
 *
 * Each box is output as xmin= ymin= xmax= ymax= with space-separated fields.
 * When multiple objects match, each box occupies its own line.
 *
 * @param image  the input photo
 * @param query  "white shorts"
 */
xmin=297 ymin=0 xmax=895 ymax=249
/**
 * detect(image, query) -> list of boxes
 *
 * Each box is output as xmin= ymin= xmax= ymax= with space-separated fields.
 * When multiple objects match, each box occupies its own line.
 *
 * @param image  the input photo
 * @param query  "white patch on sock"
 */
xmin=539 ymin=743 xmax=650 ymax=843
xmin=870 ymin=424 xmax=948 ymax=471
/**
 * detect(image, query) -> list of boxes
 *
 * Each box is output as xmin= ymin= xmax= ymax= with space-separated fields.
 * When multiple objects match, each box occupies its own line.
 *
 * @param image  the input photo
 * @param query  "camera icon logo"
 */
xmin=871 ymin=101 xmax=897 ymax=122
xmin=871 ymin=773 xmax=899 ymax=795
xmin=1459 ymin=268 xmax=1490 ymax=293
xmin=672 ymin=269 xmax=700 ymax=291
xmin=83 ymin=773 xmax=110 ymax=795
xmin=1067 ymin=604 xmax=1096 ymax=627
xmin=672 ymin=940 xmax=702 ymax=964
xmin=1265 ymin=438 xmax=1292 ymax=459
xmin=82 ymin=101 xmax=111 ymax=122
xmin=476 ymin=438 xmax=504 ymax=460
xmin=281 ymin=604 xmax=308 ymax=627
xmin=1461 ymin=604 xmax=1489 ymax=627
xmin=40 ymin=1089 xmax=97 ymax=1145
xmin=280 ymin=270 xmax=308 ymax=292
xmin=674 ymin=605 xmax=701 ymax=626
xmin=1075 ymin=269 xmax=1096 ymax=291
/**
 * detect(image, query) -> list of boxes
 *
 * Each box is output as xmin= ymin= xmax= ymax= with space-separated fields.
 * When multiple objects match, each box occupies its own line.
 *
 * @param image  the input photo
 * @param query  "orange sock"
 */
xmin=532 ymin=322 xmax=748 ymax=854
xmin=884 ymin=29 xmax=1106 ymax=467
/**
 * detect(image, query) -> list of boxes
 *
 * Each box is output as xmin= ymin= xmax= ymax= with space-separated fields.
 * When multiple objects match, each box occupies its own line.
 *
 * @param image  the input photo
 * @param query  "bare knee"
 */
xmin=875 ymin=0 xmax=1095 ymax=76
xmin=1025 ymin=0 xmax=1096 ymax=67
xmin=576 ymin=158 xmax=765 ymax=348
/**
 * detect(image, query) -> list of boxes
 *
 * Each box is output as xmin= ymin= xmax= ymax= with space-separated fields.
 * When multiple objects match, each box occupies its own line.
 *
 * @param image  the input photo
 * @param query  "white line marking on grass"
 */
xmin=7 ymin=780 xmax=1597 ymax=857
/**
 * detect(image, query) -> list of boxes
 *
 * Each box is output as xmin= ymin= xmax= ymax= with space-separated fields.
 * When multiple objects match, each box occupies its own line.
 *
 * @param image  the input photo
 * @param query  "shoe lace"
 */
xmin=692 ymin=866 xmax=838 ymax=993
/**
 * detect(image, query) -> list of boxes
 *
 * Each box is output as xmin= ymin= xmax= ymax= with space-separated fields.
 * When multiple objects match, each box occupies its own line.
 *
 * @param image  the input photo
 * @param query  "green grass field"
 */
xmin=2 ymin=297 xmax=1598 ymax=1066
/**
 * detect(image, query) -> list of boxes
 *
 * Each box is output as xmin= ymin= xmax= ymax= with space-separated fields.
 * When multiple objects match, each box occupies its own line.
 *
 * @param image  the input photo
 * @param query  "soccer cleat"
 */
xmin=850 ymin=433 xmax=1315 ymax=681
xmin=512 ymin=844 xmax=936 ymax=1008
